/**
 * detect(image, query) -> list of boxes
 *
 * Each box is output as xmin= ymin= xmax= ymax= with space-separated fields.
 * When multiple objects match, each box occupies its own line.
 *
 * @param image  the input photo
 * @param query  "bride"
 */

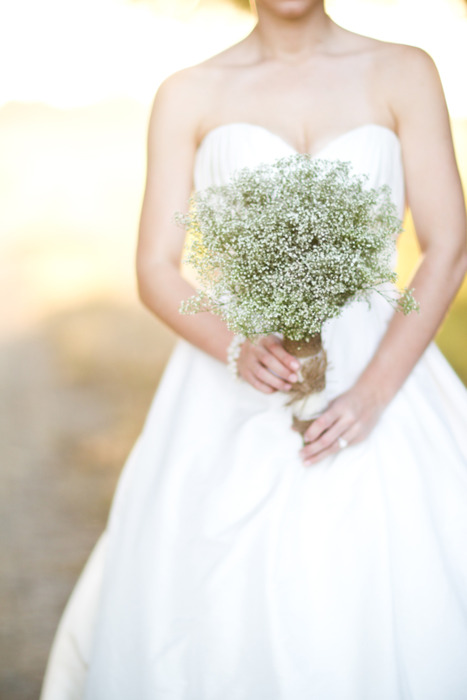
xmin=41 ymin=1 xmax=467 ymax=698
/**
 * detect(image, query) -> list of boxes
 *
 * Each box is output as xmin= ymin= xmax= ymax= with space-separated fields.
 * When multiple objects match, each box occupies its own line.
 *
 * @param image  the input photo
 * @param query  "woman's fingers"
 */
xmin=263 ymin=336 xmax=300 ymax=373
xmin=302 ymin=427 xmax=355 ymax=466
xmin=244 ymin=370 xmax=274 ymax=394
xmin=303 ymin=407 xmax=340 ymax=443
xmin=297 ymin=386 xmax=384 ymax=466
xmin=239 ymin=335 xmax=301 ymax=394
xmin=258 ymin=348 xmax=298 ymax=383
xmin=255 ymin=364 xmax=293 ymax=392
xmin=300 ymin=416 xmax=352 ymax=464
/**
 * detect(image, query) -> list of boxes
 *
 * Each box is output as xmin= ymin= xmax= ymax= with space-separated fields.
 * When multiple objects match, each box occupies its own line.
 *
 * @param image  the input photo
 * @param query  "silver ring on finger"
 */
xmin=337 ymin=436 xmax=348 ymax=450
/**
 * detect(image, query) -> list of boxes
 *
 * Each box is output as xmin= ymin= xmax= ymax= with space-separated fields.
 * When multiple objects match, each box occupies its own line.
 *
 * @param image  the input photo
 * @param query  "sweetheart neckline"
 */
xmin=196 ymin=122 xmax=400 ymax=158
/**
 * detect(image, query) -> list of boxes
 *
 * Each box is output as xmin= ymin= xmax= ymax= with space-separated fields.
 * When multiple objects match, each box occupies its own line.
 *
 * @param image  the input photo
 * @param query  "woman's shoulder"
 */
xmin=150 ymin=41 xmax=251 ymax=143
xmin=370 ymin=38 xmax=438 ymax=79
xmin=367 ymin=39 xmax=443 ymax=120
xmin=336 ymin=25 xmax=434 ymax=67
xmin=154 ymin=39 xmax=250 ymax=102
xmin=337 ymin=28 xmax=441 ymax=116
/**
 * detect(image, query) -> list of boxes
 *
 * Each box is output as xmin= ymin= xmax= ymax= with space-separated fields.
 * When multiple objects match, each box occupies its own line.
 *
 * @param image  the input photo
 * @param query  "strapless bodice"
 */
xmin=194 ymin=122 xmax=405 ymax=219
xmin=192 ymin=121 xmax=406 ymax=400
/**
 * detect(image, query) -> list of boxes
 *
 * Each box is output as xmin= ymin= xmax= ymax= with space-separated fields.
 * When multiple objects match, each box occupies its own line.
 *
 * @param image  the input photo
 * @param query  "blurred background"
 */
xmin=0 ymin=0 xmax=466 ymax=697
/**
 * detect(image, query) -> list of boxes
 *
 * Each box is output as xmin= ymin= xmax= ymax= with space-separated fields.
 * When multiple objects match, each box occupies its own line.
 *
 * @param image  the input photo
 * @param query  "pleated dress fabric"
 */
xmin=41 ymin=123 xmax=467 ymax=700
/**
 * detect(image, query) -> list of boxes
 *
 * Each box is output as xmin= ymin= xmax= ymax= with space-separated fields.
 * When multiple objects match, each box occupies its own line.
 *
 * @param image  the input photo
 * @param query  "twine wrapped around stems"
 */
xmin=283 ymin=334 xmax=327 ymax=436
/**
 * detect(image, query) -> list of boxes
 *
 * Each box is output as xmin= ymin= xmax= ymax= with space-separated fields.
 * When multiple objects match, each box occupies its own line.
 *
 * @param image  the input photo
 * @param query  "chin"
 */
xmin=255 ymin=0 xmax=323 ymax=19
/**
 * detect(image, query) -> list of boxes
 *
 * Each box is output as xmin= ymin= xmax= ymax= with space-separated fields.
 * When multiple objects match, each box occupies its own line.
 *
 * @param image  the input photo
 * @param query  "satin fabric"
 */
xmin=41 ymin=124 xmax=467 ymax=700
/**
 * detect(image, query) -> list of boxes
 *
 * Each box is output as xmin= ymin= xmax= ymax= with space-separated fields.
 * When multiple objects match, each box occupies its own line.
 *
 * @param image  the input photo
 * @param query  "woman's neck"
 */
xmin=250 ymin=2 xmax=335 ymax=62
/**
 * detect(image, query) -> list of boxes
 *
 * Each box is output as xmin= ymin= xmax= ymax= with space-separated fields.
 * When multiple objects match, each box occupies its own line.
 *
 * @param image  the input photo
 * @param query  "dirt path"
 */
xmin=0 ymin=302 xmax=174 ymax=699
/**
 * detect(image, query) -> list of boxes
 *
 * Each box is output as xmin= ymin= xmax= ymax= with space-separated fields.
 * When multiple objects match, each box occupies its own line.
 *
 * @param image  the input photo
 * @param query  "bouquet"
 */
xmin=178 ymin=155 xmax=418 ymax=435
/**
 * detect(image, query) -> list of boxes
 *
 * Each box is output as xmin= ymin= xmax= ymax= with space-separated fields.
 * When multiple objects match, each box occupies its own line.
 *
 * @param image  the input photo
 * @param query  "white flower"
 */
xmin=178 ymin=155 xmax=418 ymax=341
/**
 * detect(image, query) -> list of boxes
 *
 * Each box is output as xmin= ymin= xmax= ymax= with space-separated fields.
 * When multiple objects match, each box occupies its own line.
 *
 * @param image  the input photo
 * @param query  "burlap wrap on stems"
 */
xmin=282 ymin=333 xmax=327 ymax=437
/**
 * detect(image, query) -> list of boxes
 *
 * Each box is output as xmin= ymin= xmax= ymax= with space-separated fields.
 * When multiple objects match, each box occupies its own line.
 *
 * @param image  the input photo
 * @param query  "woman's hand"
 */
xmin=299 ymin=382 xmax=388 ymax=465
xmin=237 ymin=336 xmax=300 ymax=394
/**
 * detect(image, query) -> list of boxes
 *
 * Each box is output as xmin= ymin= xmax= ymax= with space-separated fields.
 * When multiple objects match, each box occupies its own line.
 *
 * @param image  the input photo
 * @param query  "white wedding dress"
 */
xmin=41 ymin=123 xmax=467 ymax=700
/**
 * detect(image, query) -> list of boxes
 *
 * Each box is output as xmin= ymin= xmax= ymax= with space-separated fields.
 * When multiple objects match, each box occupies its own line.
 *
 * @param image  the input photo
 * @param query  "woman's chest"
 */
xmin=206 ymin=56 xmax=387 ymax=154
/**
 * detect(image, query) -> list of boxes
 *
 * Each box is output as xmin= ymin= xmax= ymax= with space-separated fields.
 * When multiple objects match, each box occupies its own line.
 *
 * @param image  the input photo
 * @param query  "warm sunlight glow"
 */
xmin=0 ymin=0 xmax=466 ymax=113
xmin=0 ymin=0 xmax=466 ymax=376
xmin=0 ymin=0 xmax=253 ymax=108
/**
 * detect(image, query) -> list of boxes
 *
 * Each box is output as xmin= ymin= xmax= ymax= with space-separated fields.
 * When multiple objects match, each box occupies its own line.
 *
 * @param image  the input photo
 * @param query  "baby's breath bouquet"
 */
xmin=178 ymin=155 xmax=418 ymax=435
